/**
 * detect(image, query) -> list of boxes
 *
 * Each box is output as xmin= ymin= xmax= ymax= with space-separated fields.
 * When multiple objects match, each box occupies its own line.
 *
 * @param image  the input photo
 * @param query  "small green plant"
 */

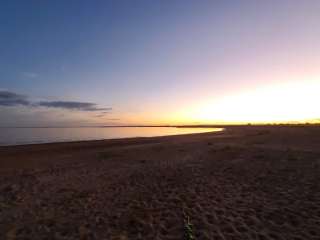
xmin=183 ymin=213 xmax=195 ymax=240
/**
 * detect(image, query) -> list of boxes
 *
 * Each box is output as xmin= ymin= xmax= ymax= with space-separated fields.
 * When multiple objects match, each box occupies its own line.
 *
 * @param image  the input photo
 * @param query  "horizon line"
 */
xmin=1 ymin=123 xmax=319 ymax=128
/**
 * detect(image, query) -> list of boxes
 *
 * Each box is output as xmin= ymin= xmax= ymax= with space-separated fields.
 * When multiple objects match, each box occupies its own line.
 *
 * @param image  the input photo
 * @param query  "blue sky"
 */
xmin=1 ymin=0 xmax=320 ymax=126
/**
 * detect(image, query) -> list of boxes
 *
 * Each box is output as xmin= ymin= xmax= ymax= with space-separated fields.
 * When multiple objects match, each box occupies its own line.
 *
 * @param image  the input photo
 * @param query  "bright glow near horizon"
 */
xmin=187 ymin=79 xmax=320 ymax=124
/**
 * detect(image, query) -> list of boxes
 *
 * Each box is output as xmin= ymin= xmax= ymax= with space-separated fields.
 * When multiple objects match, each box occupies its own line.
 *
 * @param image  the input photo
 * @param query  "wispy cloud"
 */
xmin=22 ymin=72 xmax=38 ymax=78
xmin=39 ymin=101 xmax=112 ymax=112
xmin=0 ymin=90 xmax=30 ymax=106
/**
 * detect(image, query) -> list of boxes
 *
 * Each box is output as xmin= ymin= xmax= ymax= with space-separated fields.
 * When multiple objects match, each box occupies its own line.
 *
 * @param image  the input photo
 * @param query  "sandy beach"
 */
xmin=1 ymin=125 xmax=320 ymax=239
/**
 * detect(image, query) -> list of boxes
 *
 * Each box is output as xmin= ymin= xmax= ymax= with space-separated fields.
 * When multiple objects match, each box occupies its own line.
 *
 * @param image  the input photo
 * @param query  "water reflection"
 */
xmin=0 ymin=127 xmax=223 ymax=146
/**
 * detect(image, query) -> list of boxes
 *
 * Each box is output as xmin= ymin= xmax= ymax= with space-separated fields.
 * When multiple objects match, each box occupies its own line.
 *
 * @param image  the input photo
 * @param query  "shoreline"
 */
xmin=0 ymin=130 xmax=226 ymax=169
xmin=1 ymin=123 xmax=318 ymax=147
xmin=0 ymin=130 xmax=221 ymax=148
xmin=0 ymin=127 xmax=223 ymax=148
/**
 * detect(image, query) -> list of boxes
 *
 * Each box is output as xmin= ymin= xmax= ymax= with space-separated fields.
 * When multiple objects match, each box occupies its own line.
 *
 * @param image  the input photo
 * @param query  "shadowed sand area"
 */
xmin=1 ymin=126 xmax=320 ymax=239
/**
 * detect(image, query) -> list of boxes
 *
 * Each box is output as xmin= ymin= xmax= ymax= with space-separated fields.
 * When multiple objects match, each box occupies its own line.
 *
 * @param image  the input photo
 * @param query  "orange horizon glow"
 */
xmin=101 ymin=78 xmax=320 ymax=126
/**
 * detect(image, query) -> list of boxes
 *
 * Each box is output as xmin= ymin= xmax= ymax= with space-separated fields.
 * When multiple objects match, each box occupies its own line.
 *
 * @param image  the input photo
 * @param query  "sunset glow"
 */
xmin=1 ymin=1 xmax=320 ymax=126
xmin=191 ymin=79 xmax=320 ymax=124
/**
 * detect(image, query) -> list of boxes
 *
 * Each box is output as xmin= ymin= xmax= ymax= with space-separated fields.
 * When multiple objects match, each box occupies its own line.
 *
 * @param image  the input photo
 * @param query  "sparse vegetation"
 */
xmin=183 ymin=211 xmax=195 ymax=240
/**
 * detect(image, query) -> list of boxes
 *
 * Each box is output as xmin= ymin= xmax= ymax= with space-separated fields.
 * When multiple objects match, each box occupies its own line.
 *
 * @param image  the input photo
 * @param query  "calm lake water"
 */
xmin=0 ymin=127 xmax=222 ymax=146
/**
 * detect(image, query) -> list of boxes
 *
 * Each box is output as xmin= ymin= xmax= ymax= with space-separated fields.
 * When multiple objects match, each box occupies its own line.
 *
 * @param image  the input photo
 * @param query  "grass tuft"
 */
xmin=183 ymin=211 xmax=195 ymax=240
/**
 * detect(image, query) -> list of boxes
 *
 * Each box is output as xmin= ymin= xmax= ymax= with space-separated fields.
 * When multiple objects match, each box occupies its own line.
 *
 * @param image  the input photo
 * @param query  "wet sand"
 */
xmin=0 ymin=126 xmax=320 ymax=239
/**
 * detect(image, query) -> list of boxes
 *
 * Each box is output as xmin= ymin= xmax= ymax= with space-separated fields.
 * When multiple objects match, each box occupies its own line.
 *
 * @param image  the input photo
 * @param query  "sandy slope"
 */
xmin=0 ymin=126 xmax=320 ymax=239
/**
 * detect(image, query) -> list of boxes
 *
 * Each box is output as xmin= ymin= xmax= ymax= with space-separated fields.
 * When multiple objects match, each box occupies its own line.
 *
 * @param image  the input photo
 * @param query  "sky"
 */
xmin=0 ymin=0 xmax=320 ymax=126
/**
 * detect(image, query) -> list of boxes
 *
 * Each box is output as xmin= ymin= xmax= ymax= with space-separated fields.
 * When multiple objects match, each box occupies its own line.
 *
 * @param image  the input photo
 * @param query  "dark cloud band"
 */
xmin=38 ymin=101 xmax=112 ymax=112
xmin=0 ymin=91 xmax=29 ymax=106
xmin=0 ymin=90 xmax=111 ymax=112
